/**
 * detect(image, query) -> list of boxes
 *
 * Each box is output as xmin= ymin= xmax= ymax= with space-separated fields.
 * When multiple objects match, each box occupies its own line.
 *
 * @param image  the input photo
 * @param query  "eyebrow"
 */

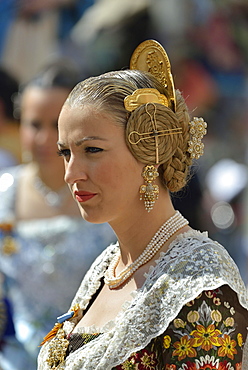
xmin=57 ymin=136 xmax=108 ymax=147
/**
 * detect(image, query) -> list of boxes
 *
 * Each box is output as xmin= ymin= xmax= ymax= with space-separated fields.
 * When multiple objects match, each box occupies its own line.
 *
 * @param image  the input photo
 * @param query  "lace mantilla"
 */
xmin=38 ymin=230 xmax=248 ymax=370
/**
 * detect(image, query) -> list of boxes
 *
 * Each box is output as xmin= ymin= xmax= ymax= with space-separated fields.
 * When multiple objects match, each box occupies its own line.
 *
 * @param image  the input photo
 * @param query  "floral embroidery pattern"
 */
xmin=163 ymin=287 xmax=245 ymax=369
xmin=218 ymin=334 xmax=237 ymax=359
xmin=64 ymin=287 xmax=247 ymax=370
xmin=163 ymin=335 xmax=171 ymax=349
xmin=115 ymin=349 xmax=158 ymax=370
xmin=172 ymin=335 xmax=196 ymax=360
xmin=190 ymin=324 xmax=222 ymax=350
xmin=112 ymin=286 xmax=247 ymax=369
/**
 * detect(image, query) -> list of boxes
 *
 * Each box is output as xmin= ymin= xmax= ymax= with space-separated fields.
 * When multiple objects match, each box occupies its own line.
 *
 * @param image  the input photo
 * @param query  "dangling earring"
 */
xmin=140 ymin=165 xmax=159 ymax=212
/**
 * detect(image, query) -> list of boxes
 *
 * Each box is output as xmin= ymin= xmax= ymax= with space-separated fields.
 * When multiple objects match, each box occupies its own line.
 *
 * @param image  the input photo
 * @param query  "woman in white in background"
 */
xmin=0 ymin=61 xmax=115 ymax=370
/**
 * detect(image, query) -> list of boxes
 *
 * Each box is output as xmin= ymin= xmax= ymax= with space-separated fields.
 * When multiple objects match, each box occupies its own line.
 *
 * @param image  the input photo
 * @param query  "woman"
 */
xmin=38 ymin=40 xmax=248 ymax=369
xmin=0 ymin=61 xmax=115 ymax=369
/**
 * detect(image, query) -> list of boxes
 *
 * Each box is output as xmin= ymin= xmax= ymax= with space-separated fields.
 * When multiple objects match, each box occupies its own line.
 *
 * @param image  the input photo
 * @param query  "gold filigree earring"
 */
xmin=140 ymin=165 xmax=159 ymax=212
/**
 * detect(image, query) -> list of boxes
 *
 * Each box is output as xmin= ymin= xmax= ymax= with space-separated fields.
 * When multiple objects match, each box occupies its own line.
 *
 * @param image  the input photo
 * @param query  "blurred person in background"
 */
xmin=0 ymin=66 xmax=30 ymax=370
xmin=1 ymin=0 xmax=95 ymax=83
xmin=0 ymin=68 xmax=21 ymax=170
xmin=0 ymin=61 xmax=116 ymax=369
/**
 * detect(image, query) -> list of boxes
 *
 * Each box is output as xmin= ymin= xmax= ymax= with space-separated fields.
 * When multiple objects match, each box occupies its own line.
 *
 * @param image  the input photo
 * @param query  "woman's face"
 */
xmin=20 ymin=86 xmax=70 ymax=166
xmin=57 ymin=104 xmax=145 ymax=225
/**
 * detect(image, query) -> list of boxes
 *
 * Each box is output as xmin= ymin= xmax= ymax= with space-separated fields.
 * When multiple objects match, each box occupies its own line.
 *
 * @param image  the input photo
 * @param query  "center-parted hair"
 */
xmin=65 ymin=69 xmax=193 ymax=192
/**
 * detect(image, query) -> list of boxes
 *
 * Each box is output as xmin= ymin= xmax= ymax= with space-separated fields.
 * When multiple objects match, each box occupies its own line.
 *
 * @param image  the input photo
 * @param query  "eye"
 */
xmin=25 ymin=120 xmax=41 ymax=130
xmin=85 ymin=147 xmax=103 ymax=154
xmin=57 ymin=148 xmax=70 ymax=157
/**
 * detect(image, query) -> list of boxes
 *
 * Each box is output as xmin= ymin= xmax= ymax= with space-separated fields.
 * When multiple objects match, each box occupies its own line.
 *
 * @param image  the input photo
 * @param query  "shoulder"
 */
xmin=164 ymin=229 xmax=237 ymax=268
xmin=145 ymin=229 xmax=248 ymax=310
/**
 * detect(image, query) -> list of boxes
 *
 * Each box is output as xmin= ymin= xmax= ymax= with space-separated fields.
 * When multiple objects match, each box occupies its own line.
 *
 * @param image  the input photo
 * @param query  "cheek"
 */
xmin=99 ymin=165 xmax=117 ymax=187
xmin=48 ymin=130 xmax=59 ymax=145
xmin=92 ymin=160 xmax=121 ymax=192
xmin=100 ymin=159 xmax=143 ymax=193
xmin=20 ymin=127 xmax=35 ymax=149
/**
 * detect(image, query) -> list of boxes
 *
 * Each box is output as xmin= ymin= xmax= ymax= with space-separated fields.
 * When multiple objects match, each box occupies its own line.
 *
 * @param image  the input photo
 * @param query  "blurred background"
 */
xmin=1 ymin=0 xmax=248 ymax=279
xmin=0 ymin=0 xmax=248 ymax=366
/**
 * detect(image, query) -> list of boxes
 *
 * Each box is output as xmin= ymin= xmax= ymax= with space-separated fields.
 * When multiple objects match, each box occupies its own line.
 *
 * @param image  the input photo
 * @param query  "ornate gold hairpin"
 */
xmin=128 ymin=127 xmax=183 ymax=145
xmin=129 ymin=39 xmax=176 ymax=112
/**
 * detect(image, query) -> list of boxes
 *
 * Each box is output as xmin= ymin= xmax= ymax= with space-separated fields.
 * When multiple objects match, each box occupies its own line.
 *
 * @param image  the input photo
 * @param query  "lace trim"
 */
xmin=74 ymin=320 xmax=114 ymax=335
xmin=38 ymin=230 xmax=248 ymax=370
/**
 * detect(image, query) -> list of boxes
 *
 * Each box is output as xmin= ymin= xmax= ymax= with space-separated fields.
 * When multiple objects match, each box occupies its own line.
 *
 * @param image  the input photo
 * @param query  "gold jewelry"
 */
xmin=140 ymin=165 xmax=159 ymax=212
xmin=104 ymin=211 xmax=189 ymax=289
xmin=187 ymin=117 xmax=207 ymax=159
xmin=127 ymin=39 xmax=208 ymax=163
xmin=129 ymin=39 xmax=176 ymax=112
xmin=125 ymin=41 xmax=184 ymax=212
xmin=124 ymin=88 xmax=168 ymax=112
xmin=41 ymin=304 xmax=81 ymax=368
xmin=46 ymin=327 xmax=69 ymax=368
xmin=127 ymin=103 xmax=182 ymax=212
xmin=0 ymin=223 xmax=19 ymax=255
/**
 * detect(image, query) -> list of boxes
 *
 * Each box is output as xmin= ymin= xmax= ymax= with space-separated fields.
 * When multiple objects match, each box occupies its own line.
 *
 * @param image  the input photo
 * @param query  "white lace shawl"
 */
xmin=38 ymin=230 xmax=248 ymax=370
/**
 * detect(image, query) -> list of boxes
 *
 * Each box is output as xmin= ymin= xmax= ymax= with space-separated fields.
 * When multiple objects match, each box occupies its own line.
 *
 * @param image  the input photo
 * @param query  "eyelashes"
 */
xmin=57 ymin=149 xmax=70 ymax=157
xmin=85 ymin=147 xmax=103 ymax=153
xmin=57 ymin=147 xmax=103 ymax=157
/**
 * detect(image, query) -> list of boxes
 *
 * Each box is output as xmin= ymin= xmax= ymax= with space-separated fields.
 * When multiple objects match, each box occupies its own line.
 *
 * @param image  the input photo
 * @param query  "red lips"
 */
xmin=74 ymin=191 xmax=96 ymax=203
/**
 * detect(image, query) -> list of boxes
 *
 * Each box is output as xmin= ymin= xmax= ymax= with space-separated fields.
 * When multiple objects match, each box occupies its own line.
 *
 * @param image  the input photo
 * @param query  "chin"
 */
xmin=79 ymin=208 xmax=107 ymax=225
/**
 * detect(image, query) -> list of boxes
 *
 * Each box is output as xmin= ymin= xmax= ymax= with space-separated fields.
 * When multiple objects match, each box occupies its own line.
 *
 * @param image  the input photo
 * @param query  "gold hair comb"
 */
xmin=129 ymin=39 xmax=176 ymax=112
xmin=124 ymin=88 xmax=168 ymax=112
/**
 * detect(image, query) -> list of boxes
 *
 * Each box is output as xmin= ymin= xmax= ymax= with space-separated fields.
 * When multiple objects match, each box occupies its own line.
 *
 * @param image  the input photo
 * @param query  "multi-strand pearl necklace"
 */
xmin=104 ymin=211 xmax=189 ymax=289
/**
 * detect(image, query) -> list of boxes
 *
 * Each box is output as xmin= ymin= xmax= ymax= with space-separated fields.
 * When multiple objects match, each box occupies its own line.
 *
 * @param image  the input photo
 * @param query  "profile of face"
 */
xmin=57 ymin=104 xmax=145 ymax=225
xmin=20 ymin=86 xmax=70 ymax=167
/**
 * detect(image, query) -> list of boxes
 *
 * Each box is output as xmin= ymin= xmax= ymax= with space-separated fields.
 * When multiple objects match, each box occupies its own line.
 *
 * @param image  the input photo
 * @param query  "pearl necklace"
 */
xmin=104 ymin=211 xmax=189 ymax=289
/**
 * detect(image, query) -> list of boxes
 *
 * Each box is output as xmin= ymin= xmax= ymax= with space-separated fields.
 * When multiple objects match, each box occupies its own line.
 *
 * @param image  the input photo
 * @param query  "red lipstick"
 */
xmin=74 ymin=191 xmax=96 ymax=203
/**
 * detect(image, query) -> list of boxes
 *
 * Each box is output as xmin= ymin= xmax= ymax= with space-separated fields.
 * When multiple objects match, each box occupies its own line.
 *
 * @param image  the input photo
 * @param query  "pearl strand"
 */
xmin=104 ymin=211 xmax=188 ymax=289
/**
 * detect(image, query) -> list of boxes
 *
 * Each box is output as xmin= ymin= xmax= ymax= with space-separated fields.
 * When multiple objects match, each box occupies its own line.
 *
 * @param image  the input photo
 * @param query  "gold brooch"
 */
xmin=40 ymin=304 xmax=81 ymax=368
xmin=46 ymin=328 xmax=69 ymax=369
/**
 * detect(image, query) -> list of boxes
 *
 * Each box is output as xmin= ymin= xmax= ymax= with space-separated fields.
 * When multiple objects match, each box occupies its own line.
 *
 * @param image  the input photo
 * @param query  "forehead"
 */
xmin=59 ymin=104 xmax=114 ymax=126
xmin=21 ymin=87 xmax=69 ymax=113
xmin=22 ymin=86 xmax=69 ymax=103
xmin=58 ymin=104 xmax=122 ymax=139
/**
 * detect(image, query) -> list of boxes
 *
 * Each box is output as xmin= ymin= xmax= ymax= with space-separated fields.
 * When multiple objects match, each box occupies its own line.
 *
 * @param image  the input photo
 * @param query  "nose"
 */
xmin=64 ymin=157 xmax=88 ymax=185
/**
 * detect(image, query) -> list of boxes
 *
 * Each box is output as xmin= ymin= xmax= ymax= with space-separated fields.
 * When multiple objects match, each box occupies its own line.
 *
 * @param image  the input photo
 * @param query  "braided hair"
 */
xmin=66 ymin=69 xmax=193 ymax=192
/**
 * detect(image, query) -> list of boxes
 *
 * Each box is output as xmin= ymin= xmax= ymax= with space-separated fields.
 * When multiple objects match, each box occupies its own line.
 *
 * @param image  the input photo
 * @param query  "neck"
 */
xmin=104 ymin=207 xmax=189 ymax=289
xmin=110 ymin=190 xmax=176 ymax=265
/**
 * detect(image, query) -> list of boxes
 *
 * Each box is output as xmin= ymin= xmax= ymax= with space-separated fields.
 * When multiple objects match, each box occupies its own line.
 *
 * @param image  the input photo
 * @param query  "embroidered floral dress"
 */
xmin=64 ymin=285 xmax=247 ymax=370
xmin=38 ymin=230 xmax=248 ymax=370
